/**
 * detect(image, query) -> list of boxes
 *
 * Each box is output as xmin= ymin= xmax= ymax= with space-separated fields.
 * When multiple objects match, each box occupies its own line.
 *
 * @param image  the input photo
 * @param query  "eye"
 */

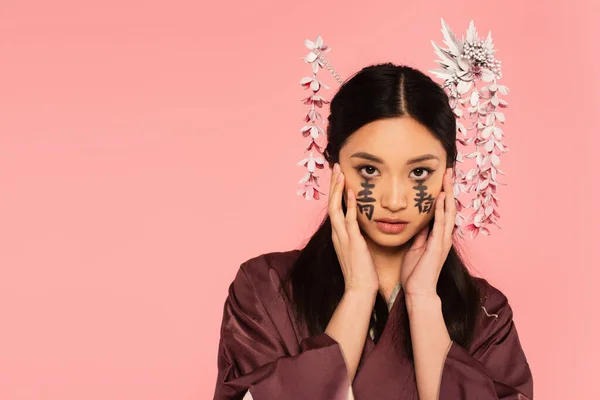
xmin=410 ymin=167 xmax=434 ymax=181
xmin=357 ymin=165 xmax=380 ymax=178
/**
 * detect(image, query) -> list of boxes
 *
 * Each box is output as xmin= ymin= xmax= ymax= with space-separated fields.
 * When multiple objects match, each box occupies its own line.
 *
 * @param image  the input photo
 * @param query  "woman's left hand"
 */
xmin=400 ymin=168 xmax=457 ymax=297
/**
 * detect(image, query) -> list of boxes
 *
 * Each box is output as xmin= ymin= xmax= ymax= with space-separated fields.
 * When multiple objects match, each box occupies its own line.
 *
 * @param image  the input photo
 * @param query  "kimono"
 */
xmin=214 ymin=250 xmax=533 ymax=399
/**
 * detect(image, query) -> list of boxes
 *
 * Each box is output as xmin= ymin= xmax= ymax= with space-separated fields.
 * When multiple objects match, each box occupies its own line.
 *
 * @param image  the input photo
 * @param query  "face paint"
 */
xmin=413 ymin=181 xmax=435 ymax=214
xmin=356 ymin=178 xmax=376 ymax=220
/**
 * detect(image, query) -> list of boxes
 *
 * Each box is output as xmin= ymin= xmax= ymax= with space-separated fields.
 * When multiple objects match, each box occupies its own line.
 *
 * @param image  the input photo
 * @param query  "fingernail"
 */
xmin=337 ymin=172 xmax=344 ymax=182
xmin=333 ymin=163 xmax=339 ymax=174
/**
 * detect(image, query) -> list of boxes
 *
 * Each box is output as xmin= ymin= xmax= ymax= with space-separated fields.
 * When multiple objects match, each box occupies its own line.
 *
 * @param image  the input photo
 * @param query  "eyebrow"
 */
xmin=350 ymin=152 xmax=440 ymax=165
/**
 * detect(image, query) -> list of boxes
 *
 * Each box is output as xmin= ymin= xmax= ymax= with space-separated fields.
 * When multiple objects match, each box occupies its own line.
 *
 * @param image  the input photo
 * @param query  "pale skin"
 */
xmin=324 ymin=117 xmax=457 ymax=400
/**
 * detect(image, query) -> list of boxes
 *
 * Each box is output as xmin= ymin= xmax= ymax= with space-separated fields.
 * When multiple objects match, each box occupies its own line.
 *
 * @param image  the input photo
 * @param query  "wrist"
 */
xmin=342 ymin=288 xmax=377 ymax=308
xmin=405 ymin=293 xmax=441 ymax=316
xmin=344 ymin=285 xmax=378 ymax=299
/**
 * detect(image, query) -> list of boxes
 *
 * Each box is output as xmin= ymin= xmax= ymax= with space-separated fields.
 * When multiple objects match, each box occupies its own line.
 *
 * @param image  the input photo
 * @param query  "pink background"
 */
xmin=1 ymin=1 xmax=598 ymax=399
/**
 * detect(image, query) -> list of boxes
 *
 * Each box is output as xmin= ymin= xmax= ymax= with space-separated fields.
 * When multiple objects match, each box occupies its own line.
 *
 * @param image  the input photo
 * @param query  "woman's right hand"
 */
xmin=328 ymin=163 xmax=379 ymax=295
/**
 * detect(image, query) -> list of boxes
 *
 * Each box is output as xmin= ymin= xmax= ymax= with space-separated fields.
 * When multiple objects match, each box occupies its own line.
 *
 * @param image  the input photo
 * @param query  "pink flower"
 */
xmin=300 ymin=125 xmax=325 ymax=139
xmin=297 ymin=152 xmax=326 ymax=172
xmin=297 ymin=184 xmax=325 ymax=200
xmin=300 ymin=76 xmax=329 ymax=92
xmin=302 ymin=95 xmax=329 ymax=108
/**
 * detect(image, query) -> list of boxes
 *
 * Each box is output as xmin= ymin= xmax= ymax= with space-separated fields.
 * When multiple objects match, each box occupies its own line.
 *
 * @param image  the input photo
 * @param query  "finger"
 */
xmin=409 ymin=224 xmax=429 ymax=251
xmin=428 ymin=192 xmax=446 ymax=253
xmin=345 ymin=188 xmax=362 ymax=239
xmin=328 ymin=171 xmax=348 ymax=241
xmin=443 ymin=169 xmax=457 ymax=246
xmin=328 ymin=163 xmax=340 ymax=199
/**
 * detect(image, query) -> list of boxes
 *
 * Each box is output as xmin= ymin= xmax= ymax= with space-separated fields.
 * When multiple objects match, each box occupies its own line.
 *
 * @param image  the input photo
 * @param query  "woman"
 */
xmin=213 ymin=64 xmax=533 ymax=399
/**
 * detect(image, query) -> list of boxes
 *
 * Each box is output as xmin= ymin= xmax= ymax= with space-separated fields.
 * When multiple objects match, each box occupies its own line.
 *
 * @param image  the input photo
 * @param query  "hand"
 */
xmin=328 ymin=163 xmax=379 ymax=295
xmin=400 ymin=168 xmax=457 ymax=297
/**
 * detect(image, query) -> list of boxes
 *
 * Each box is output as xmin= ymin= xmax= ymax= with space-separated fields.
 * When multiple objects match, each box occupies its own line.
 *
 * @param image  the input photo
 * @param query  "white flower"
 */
xmin=302 ymin=94 xmax=329 ymax=108
xmin=297 ymin=184 xmax=325 ymax=200
xmin=297 ymin=151 xmax=325 ymax=172
xmin=300 ymin=125 xmax=324 ymax=139
xmin=430 ymin=19 xmax=502 ymax=85
xmin=300 ymin=76 xmax=329 ymax=92
xmin=304 ymin=36 xmax=330 ymax=74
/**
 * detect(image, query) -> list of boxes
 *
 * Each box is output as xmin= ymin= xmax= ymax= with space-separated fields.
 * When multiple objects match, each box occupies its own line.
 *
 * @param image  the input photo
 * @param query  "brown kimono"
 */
xmin=214 ymin=250 xmax=533 ymax=399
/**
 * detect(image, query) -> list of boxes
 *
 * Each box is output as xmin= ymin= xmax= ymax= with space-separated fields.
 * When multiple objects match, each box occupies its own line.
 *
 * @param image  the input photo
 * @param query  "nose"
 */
xmin=379 ymin=178 xmax=408 ymax=212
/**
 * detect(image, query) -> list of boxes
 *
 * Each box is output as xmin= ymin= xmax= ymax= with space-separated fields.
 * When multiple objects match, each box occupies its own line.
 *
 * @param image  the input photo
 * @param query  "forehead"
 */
xmin=341 ymin=117 xmax=445 ymax=163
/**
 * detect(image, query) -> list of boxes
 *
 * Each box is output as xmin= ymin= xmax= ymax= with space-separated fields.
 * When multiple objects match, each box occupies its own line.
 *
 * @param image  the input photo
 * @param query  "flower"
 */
xmin=302 ymin=94 xmax=329 ymax=108
xmin=304 ymin=36 xmax=330 ymax=74
xmin=297 ymin=184 xmax=325 ymax=200
xmin=300 ymin=125 xmax=324 ymax=140
xmin=297 ymin=151 xmax=326 ymax=172
xmin=429 ymin=19 xmax=509 ymax=238
xmin=429 ymin=19 xmax=502 ymax=85
xmin=300 ymin=76 xmax=329 ymax=92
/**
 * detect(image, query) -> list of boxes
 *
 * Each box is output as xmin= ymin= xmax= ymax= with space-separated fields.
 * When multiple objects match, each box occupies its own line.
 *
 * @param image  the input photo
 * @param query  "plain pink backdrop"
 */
xmin=1 ymin=0 xmax=598 ymax=399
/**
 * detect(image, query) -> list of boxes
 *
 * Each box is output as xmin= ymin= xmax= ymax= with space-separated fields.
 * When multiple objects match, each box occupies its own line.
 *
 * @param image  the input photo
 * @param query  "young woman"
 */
xmin=213 ymin=64 xmax=533 ymax=399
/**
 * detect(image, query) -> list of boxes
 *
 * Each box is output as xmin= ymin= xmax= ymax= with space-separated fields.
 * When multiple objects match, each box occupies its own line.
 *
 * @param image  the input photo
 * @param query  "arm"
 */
xmin=406 ymin=293 xmax=452 ymax=400
xmin=214 ymin=265 xmax=352 ymax=400
xmin=407 ymin=288 xmax=533 ymax=400
xmin=325 ymin=288 xmax=377 ymax=382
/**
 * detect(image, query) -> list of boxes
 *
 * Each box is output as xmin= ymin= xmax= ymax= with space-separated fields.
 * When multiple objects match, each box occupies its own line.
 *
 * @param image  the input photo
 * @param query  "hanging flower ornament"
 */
xmin=296 ymin=36 xmax=342 ymax=200
xmin=429 ymin=18 xmax=509 ymax=239
xmin=296 ymin=20 xmax=509 ymax=239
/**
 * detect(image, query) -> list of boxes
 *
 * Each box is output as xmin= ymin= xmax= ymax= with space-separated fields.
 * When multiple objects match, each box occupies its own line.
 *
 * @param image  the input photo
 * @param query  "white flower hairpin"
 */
xmin=429 ymin=19 xmax=509 ymax=238
xmin=296 ymin=36 xmax=341 ymax=201
xmin=296 ymin=19 xmax=509 ymax=239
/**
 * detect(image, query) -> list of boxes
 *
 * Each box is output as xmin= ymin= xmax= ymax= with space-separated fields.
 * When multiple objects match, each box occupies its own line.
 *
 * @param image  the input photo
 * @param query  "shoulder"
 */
xmin=470 ymin=276 xmax=517 ymax=341
xmin=231 ymin=249 xmax=301 ymax=301
xmin=239 ymin=249 xmax=301 ymax=283
xmin=472 ymin=276 xmax=511 ymax=313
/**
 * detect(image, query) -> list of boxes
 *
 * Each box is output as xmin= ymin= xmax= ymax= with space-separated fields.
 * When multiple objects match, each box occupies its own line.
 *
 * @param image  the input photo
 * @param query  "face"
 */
xmin=338 ymin=117 xmax=448 ymax=248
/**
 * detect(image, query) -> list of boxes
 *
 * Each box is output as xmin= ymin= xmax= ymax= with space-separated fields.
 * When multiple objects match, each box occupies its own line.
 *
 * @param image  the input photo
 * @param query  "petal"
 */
xmin=315 ymin=36 xmax=323 ymax=48
xmin=491 ymin=153 xmax=500 ymax=166
xmin=305 ymin=52 xmax=317 ymax=63
xmin=304 ymin=39 xmax=316 ymax=49
xmin=457 ymin=80 xmax=472 ymax=94
xmin=481 ymin=68 xmax=495 ymax=82
xmin=299 ymin=172 xmax=311 ymax=184
xmin=482 ymin=126 xmax=493 ymax=139
xmin=466 ymin=20 xmax=478 ymax=42
xmin=458 ymin=57 xmax=471 ymax=71
xmin=478 ymin=179 xmax=490 ymax=190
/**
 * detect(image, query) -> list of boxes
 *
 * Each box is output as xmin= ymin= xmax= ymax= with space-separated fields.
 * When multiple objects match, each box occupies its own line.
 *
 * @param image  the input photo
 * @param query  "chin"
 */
xmin=365 ymin=228 xmax=414 ymax=248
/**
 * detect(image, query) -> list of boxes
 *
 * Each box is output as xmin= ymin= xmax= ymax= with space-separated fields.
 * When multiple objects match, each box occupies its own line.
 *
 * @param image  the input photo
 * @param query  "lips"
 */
xmin=374 ymin=218 xmax=409 ymax=224
xmin=374 ymin=219 xmax=408 ymax=234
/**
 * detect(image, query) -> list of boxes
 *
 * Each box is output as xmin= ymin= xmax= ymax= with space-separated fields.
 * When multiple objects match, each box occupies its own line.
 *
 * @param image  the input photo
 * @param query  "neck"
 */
xmin=364 ymin=236 xmax=411 ymax=301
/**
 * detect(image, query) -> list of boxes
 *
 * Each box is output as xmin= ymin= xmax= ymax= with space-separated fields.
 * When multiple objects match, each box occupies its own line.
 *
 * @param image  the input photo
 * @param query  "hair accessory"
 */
xmin=296 ymin=20 xmax=509 ymax=239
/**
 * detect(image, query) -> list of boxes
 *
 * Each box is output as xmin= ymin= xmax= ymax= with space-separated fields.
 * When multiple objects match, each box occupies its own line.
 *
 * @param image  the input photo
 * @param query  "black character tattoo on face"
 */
xmin=413 ymin=181 xmax=435 ymax=214
xmin=356 ymin=178 xmax=376 ymax=220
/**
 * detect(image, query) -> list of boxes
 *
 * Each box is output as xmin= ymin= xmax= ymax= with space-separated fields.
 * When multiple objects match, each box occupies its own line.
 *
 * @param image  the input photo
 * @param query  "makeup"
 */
xmin=356 ymin=178 xmax=376 ymax=220
xmin=413 ymin=181 xmax=434 ymax=214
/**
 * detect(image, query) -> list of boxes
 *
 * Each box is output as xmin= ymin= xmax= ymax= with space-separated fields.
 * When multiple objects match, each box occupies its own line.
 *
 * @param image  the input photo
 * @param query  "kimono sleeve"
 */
xmin=439 ymin=282 xmax=533 ymax=399
xmin=213 ymin=264 xmax=352 ymax=400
